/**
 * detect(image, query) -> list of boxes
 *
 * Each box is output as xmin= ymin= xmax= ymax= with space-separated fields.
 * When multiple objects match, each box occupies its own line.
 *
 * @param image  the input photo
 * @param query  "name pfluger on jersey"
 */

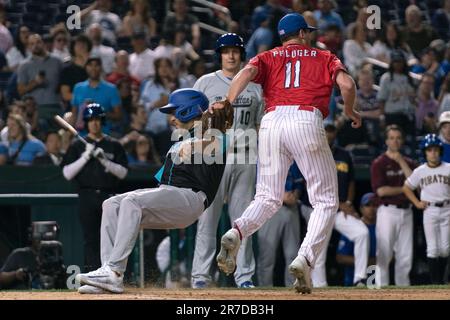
xmin=272 ymin=48 xmax=318 ymax=58
xmin=420 ymin=174 xmax=450 ymax=187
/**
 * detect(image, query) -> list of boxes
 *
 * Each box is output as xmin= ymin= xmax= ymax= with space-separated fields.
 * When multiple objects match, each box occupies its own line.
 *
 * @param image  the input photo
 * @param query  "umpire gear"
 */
xmin=215 ymin=33 xmax=246 ymax=62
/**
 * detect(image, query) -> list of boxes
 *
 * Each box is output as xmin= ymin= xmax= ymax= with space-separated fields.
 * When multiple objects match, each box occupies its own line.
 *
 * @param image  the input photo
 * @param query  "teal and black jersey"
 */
xmin=155 ymin=131 xmax=229 ymax=207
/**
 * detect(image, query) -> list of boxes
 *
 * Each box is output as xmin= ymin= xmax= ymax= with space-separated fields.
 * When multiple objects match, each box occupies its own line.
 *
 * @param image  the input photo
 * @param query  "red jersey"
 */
xmin=370 ymin=153 xmax=417 ymax=206
xmin=248 ymin=44 xmax=347 ymax=118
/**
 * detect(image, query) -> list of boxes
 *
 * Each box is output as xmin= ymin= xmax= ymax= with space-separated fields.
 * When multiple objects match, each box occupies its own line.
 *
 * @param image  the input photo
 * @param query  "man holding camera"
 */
xmin=0 ymin=221 xmax=64 ymax=290
xmin=62 ymin=103 xmax=128 ymax=272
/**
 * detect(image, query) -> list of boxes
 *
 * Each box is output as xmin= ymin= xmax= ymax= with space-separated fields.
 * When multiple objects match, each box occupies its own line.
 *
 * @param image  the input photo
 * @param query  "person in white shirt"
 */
xmin=87 ymin=23 xmax=116 ymax=75
xmin=80 ymin=0 xmax=122 ymax=47
xmin=343 ymin=22 xmax=372 ymax=76
xmin=403 ymin=134 xmax=450 ymax=284
xmin=6 ymin=25 xmax=31 ymax=71
xmin=128 ymin=32 xmax=155 ymax=81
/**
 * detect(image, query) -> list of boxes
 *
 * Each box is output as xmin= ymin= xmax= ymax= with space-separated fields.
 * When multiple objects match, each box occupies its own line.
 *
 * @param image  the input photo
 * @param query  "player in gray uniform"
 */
xmin=191 ymin=33 xmax=264 ymax=288
xmin=403 ymin=134 xmax=450 ymax=284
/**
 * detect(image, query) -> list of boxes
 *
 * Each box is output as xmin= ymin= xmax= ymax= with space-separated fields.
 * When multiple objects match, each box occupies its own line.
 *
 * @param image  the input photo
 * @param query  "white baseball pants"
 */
xmin=423 ymin=206 xmax=450 ymax=258
xmin=376 ymin=204 xmax=413 ymax=286
xmin=234 ymin=106 xmax=339 ymax=267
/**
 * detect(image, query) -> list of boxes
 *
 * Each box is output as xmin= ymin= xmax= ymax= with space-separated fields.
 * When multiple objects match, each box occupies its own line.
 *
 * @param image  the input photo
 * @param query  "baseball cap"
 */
xmin=439 ymin=111 xmax=450 ymax=127
xmin=278 ymin=13 xmax=317 ymax=38
xmin=360 ymin=193 xmax=375 ymax=207
xmin=85 ymin=57 xmax=102 ymax=66
xmin=390 ymin=50 xmax=406 ymax=62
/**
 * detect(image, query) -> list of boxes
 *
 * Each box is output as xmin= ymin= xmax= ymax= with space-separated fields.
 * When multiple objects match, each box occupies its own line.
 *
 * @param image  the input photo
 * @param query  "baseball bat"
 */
xmin=54 ymin=115 xmax=89 ymax=146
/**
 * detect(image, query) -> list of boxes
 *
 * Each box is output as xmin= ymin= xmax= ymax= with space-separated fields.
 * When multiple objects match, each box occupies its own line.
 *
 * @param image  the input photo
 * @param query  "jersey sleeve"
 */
xmin=405 ymin=167 xmax=420 ymax=190
xmin=247 ymin=53 xmax=267 ymax=85
xmin=327 ymin=54 xmax=348 ymax=84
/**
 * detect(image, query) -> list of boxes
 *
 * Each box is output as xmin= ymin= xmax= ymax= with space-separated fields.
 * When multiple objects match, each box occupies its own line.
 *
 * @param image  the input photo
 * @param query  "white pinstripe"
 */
xmin=234 ymin=106 xmax=339 ymax=266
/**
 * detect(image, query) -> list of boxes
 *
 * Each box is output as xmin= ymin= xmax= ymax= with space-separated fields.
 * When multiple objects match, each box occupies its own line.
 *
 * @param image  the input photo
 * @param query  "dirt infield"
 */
xmin=1 ymin=286 xmax=449 ymax=300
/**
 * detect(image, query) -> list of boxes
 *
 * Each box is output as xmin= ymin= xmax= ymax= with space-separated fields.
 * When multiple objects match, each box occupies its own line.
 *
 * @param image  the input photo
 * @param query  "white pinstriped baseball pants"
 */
xmin=234 ymin=106 xmax=339 ymax=267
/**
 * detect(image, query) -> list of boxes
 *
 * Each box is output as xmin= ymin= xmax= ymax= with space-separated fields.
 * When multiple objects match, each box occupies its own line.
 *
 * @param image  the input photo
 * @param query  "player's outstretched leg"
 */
xmin=288 ymin=255 xmax=312 ymax=294
xmin=216 ymin=228 xmax=241 ymax=275
xmin=76 ymin=265 xmax=124 ymax=293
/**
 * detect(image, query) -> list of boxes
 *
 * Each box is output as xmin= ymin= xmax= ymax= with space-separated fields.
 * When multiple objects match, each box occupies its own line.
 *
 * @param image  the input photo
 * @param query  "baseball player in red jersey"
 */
xmin=211 ymin=13 xmax=361 ymax=294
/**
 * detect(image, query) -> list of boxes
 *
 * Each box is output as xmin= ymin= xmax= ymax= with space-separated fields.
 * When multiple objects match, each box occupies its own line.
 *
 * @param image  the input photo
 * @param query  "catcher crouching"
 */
xmin=75 ymin=88 xmax=233 ymax=294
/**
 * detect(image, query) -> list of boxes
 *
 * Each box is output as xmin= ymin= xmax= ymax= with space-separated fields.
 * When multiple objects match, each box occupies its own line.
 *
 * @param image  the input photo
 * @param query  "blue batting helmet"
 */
xmin=160 ymin=88 xmax=209 ymax=122
xmin=83 ymin=103 xmax=106 ymax=122
xmin=420 ymin=133 xmax=443 ymax=155
xmin=215 ymin=33 xmax=246 ymax=62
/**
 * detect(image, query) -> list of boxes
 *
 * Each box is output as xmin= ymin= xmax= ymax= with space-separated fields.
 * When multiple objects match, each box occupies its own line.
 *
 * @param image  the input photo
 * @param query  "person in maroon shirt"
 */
xmin=106 ymin=50 xmax=140 ymax=89
xmin=370 ymin=124 xmax=417 ymax=287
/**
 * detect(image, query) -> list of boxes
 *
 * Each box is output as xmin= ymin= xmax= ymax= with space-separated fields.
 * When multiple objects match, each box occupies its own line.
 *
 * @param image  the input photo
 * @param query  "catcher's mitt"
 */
xmin=201 ymin=99 xmax=234 ymax=133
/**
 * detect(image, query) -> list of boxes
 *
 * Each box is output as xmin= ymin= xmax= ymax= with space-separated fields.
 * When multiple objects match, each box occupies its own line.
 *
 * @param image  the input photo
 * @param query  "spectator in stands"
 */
xmin=251 ymin=0 xmax=289 ymax=32
xmin=0 ymin=101 xmax=32 ymax=144
xmin=402 ymin=5 xmax=438 ymax=58
xmin=50 ymin=26 xmax=71 ymax=62
xmin=6 ymin=25 xmax=30 ymax=72
xmin=0 ymin=11 xmax=12 ymax=54
xmin=343 ymin=22 xmax=372 ymax=77
xmin=415 ymin=73 xmax=439 ymax=135
xmin=317 ymin=25 xmax=342 ymax=55
xmin=257 ymin=163 xmax=301 ymax=287
xmin=292 ymin=0 xmax=313 ymax=13
xmin=369 ymin=22 xmax=415 ymax=65
xmin=336 ymin=192 xmax=377 ymax=287
xmin=121 ymin=0 xmax=157 ymax=41
xmin=438 ymin=111 xmax=450 ymax=162
xmin=71 ymin=57 xmax=122 ymax=136
xmin=60 ymin=35 xmax=92 ymax=111
xmin=120 ymin=104 xmax=148 ymax=144
xmin=17 ymin=34 xmax=63 ymax=129
xmin=127 ymin=134 xmax=161 ymax=168
xmin=129 ymin=32 xmax=155 ymax=82
xmin=80 ymin=0 xmax=122 ymax=47
xmin=87 ymin=24 xmax=116 ymax=76
xmin=182 ymin=58 xmax=206 ymax=88
xmin=163 ymin=0 xmax=201 ymax=51
xmin=411 ymin=47 xmax=440 ymax=77
xmin=431 ymin=0 xmax=450 ymax=42
xmin=33 ymin=131 xmax=63 ymax=166
xmin=139 ymin=57 xmax=179 ymax=159
xmin=23 ymin=96 xmax=38 ymax=137
xmin=0 ymin=114 xmax=45 ymax=166
xmin=355 ymin=68 xmax=383 ymax=148
xmin=106 ymin=50 xmax=140 ymax=88
xmin=313 ymin=0 xmax=345 ymax=34
xmin=246 ymin=10 xmax=275 ymax=60
xmin=154 ymin=26 xmax=199 ymax=71
xmin=377 ymin=51 xmax=416 ymax=139
xmin=438 ymin=73 xmax=450 ymax=115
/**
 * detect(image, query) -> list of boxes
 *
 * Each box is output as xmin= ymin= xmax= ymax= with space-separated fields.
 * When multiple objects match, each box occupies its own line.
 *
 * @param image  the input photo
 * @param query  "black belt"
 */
xmin=428 ymin=200 xmax=450 ymax=208
xmin=383 ymin=203 xmax=410 ymax=209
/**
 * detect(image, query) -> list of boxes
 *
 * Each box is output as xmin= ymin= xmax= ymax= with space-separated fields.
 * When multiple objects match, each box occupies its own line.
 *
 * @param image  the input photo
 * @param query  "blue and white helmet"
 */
xmin=160 ymin=88 xmax=209 ymax=122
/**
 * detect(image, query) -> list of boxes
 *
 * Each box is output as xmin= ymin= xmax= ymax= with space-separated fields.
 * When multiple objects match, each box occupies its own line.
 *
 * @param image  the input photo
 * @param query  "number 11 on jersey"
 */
xmin=284 ymin=60 xmax=301 ymax=89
